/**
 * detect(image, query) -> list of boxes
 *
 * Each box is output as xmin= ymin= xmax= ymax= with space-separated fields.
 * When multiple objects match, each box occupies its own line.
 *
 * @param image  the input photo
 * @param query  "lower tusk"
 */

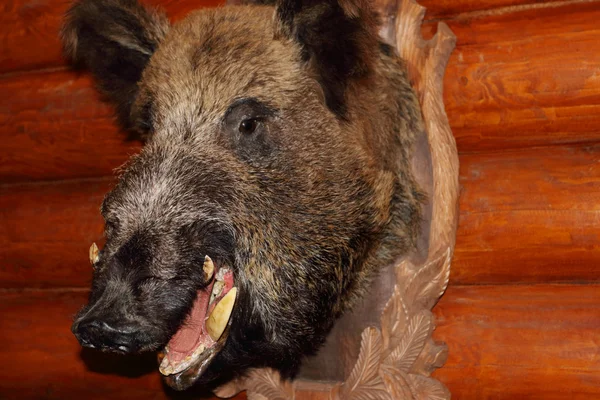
xmin=206 ymin=287 xmax=237 ymax=341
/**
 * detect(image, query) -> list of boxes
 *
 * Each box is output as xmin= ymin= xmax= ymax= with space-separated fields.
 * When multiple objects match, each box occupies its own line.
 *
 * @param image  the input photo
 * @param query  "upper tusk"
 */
xmin=89 ymin=243 xmax=99 ymax=267
xmin=203 ymin=255 xmax=215 ymax=281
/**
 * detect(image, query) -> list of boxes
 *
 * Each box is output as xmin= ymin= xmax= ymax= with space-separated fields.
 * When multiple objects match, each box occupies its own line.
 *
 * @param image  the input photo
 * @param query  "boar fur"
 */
xmin=63 ymin=0 xmax=424 ymax=391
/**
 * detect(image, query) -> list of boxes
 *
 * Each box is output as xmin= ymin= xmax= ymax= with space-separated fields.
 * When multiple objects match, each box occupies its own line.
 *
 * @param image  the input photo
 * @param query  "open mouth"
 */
xmin=158 ymin=256 xmax=237 ymax=391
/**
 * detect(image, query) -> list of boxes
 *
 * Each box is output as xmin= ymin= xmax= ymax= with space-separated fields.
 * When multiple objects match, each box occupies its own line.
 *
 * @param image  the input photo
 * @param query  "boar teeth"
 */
xmin=89 ymin=243 xmax=99 ymax=267
xmin=206 ymin=287 xmax=237 ymax=341
xmin=159 ymin=343 xmax=206 ymax=376
xmin=210 ymin=281 xmax=224 ymax=304
xmin=203 ymin=256 xmax=215 ymax=281
xmin=159 ymin=353 xmax=172 ymax=375
xmin=209 ymin=267 xmax=229 ymax=304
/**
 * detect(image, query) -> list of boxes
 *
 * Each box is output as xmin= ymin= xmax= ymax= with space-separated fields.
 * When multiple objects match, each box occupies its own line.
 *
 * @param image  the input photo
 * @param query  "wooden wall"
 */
xmin=1 ymin=0 xmax=599 ymax=398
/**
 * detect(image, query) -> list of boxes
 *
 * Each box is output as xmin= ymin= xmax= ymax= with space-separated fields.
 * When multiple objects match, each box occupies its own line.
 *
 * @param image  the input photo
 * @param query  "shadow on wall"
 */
xmin=80 ymin=349 xmax=215 ymax=399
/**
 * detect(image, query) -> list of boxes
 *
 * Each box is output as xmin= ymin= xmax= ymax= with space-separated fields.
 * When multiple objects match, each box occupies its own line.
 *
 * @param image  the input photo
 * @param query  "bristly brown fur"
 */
xmin=63 ymin=0 xmax=425 ymax=391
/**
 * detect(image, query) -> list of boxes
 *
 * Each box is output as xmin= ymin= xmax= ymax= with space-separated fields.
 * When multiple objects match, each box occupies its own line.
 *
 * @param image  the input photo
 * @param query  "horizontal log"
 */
xmin=452 ymin=144 xmax=600 ymax=284
xmin=0 ymin=0 xmax=223 ymax=75
xmin=437 ymin=366 xmax=600 ymax=400
xmin=420 ymin=0 xmax=557 ymax=19
xmin=0 ymin=289 xmax=246 ymax=400
xmin=2 ymin=144 xmax=599 ymax=288
xmin=0 ymin=179 xmax=109 ymax=288
xmin=428 ymin=1 xmax=600 ymax=152
xmin=432 ymin=284 xmax=600 ymax=399
xmin=1 ymin=284 xmax=597 ymax=399
xmin=0 ymin=70 xmax=141 ymax=182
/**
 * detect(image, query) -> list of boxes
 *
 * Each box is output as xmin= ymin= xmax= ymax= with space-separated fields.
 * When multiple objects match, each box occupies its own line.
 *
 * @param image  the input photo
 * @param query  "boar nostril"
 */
xmin=73 ymin=318 xmax=137 ymax=353
xmin=73 ymin=318 xmax=100 ymax=348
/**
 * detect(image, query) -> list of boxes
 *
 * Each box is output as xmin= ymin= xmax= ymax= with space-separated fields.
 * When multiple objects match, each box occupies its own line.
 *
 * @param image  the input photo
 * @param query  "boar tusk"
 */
xmin=89 ymin=243 xmax=99 ymax=267
xmin=203 ymin=255 xmax=215 ymax=281
xmin=206 ymin=287 xmax=237 ymax=341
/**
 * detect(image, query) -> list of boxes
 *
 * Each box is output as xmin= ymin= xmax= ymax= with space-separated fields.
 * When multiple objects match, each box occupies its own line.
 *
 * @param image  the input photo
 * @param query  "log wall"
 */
xmin=0 ymin=0 xmax=598 ymax=398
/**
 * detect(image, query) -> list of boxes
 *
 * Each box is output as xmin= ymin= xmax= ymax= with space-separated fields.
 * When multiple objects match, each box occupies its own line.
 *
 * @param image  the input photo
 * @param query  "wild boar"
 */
xmin=64 ymin=0 xmax=424 ymax=391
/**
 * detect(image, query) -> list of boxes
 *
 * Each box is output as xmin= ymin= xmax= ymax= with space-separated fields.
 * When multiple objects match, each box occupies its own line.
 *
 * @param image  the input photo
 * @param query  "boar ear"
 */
xmin=61 ymin=0 xmax=169 ymax=129
xmin=275 ymin=0 xmax=379 ymax=117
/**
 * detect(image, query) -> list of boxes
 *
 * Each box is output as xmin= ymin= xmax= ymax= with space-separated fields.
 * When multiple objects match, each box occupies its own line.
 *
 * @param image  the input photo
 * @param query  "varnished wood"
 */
xmin=433 ymin=284 xmax=600 ymax=399
xmin=0 ymin=179 xmax=109 ymax=288
xmin=437 ymin=366 xmax=600 ymax=400
xmin=453 ymin=144 xmax=600 ymax=284
xmin=428 ymin=1 xmax=600 ymax=152
xmin=0 ymin=70 xmax=141 ymax=183
xmin=419 ymin=0 xmax=559 ymax=19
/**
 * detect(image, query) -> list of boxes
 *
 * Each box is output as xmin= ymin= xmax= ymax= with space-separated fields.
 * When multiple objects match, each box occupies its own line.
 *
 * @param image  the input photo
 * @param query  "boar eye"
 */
xmin=239 ymin=119 xmax=258 ymax=135
xmin=223 ymin=98 xmax=278 ymax=160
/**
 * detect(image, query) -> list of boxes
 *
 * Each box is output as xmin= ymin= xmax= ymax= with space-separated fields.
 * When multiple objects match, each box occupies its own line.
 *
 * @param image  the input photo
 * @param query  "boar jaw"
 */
xmin=159 ymin=259 xmax=237 ymax=390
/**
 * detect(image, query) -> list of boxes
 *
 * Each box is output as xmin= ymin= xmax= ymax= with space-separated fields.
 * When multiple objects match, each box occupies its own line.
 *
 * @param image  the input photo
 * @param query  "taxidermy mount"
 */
xmin=63 ymin=0 xmax=458 ymax=397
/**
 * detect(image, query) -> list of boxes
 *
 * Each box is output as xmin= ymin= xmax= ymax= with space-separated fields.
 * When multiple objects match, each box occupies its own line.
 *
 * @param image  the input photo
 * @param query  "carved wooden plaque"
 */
xmin=218 ymin=0 xmax=458 ymax=398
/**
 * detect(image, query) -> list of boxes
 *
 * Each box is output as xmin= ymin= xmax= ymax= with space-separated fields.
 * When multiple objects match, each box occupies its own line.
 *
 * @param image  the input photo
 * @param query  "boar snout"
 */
xmin=71 ymin=275 xmax=155 ymax=353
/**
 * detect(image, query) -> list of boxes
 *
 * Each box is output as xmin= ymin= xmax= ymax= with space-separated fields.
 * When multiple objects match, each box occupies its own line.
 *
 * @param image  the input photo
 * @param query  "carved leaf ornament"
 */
xmin=216 ymin=250 xmax=452 ymax=400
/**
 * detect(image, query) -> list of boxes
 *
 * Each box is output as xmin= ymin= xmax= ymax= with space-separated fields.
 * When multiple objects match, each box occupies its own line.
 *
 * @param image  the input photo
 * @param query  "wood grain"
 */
xmin=0 ymin=179 xmax=109 ymax=288
xmin=428 ymin=1 xmax=600 ymax=152
xmin=432 ymin=284 xmax=600 ymax=399
xmin=453 ymin=144 xmax=600 ymax=284
xmin=0 ymin=289 xmax=247 ymax=400
xmin=2 ymin=144 xmax=598 ymax=288
xmin=419 ymin=0 xmax=559 ymax=19
xmin=0 ymin=70 xmax=142 ymax=183
xmin=437 ymin=366 xmax=600 ymax=400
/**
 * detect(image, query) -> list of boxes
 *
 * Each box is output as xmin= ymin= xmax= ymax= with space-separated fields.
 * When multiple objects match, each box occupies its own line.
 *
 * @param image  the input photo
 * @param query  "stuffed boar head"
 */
xmin=64 ymin=0 xmax=423 ymax=391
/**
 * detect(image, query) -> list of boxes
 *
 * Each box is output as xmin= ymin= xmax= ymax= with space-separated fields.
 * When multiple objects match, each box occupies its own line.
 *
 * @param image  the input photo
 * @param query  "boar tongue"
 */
xmin=168 ymin=280 xmax=215 ymax=357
